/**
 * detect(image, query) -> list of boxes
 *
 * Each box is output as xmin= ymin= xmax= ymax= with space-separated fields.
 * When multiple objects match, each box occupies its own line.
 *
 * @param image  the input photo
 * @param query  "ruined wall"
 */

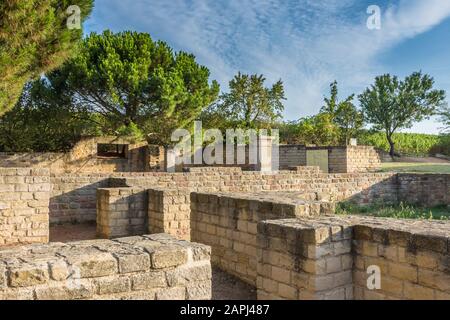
xmin=352 ymin=217 xmax=450 ymax=300
xmin=256 ymin=216 xmax=450 ymax=300
xmin=49 ymin=170 xmax=396 ymax=225
xmin=397 ymin=174 xmax=450 ymax=207
xmin=0 ymin=168 xmax=51 ymax=246
xmin=346 ymin=146 xmax=382 ymax=173
xmin=97 ymin=187 xmax=147 ymax=239
xmin=190 ymin=192 xmax=333 ymax=285
xmin=148 ymin=189 xmax=191 ymax=241
xmin=279 ymin=145 xmax=307 ymax=170
xmin=277 ymin=145 xmax=381 ymax=173
xmin=0 ymin=234 xmax=212 ymax=300
xmin=50 ymin=174 xmax=111 ymax=224
xmin=0 ymin=136 xmax=151 ymax=174
xmin=257 ymin=218 xmax=354 ymax=300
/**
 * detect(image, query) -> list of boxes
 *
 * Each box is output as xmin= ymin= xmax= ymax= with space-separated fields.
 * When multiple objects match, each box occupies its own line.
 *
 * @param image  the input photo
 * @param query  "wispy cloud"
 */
xmin=85 ymin=0 xmax=450 ymax=124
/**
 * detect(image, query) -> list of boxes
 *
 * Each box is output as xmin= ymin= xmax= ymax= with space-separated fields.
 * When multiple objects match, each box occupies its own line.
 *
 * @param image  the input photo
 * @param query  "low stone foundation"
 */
xmin=257 ymin=216 xmax=450 ymax=300
xmin=0 ymin=234 xmax=211 ymax=300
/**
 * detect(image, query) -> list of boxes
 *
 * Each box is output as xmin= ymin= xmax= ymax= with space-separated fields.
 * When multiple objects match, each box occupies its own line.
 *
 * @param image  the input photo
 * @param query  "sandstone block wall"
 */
xmin=346 ymin=146 xmax=382 ymax=173
xmin=148 ymin=189 xmax=191 ymax=241
xmin=352 ymin=218 xmax=450 ymax=300
xmin=50 ymin=174 xmax=111 ymax=224
xmin=279 ymin=145 xmax=307 ymax=170
xmin=278 ymin=145 xmax=381 ymax=173
xmin=190 ymin=192 xmax=331 ymax=285
xmin=0 ymin=136 xmax=151 ymax=174
xmin=0 ymin=168 xmax=51 ymax=246
xmin=328 ymin=147 xmax=347 ymax=173
xmin=257 ymin=218 xmax=354 ymax=300
xmin=255 ymin=216 xmax=449 ymax=300
xmin=97 ymin=187 xmax=147 ymax=239
xmin=0 ymin=234 xmax=212 ymax=300
xmin=397 ymin=174 xmax=450 ymax=207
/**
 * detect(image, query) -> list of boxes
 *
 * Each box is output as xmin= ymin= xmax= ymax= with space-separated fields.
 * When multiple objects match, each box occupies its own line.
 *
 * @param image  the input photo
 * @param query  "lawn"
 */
xmin=336 ymin=202 xmax=450 ymax=220
xmin=380 ymin=162 xmax=450 ymax=174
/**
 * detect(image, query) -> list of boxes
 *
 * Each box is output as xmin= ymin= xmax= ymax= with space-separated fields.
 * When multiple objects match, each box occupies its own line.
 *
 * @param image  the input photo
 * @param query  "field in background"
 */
xmin=380 ymin=162 xmax=450 ymax=174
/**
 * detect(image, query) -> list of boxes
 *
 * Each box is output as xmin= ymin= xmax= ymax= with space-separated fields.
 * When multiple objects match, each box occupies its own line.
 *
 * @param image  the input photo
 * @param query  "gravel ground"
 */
xmin=212 ymin=268 xmax=257 ymax=300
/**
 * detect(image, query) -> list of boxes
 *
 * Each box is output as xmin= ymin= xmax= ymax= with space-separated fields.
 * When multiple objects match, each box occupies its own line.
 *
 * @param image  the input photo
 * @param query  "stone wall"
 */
xmin=352 ymin=217 xmax=450 ymax=300
xmin=278 ymin=145 xmax=381 ymax=173
xmin=279 ymin=145 xmax=307 ymax=170
xmin=97 ymin=187 xmax=147 ymax=239
xmin=47 ymin=169 xmax=448 ymax=226
xmin=397 ymin=174 xmax=450 ymax=207
xmin=257 ymin=218 xmax=353 ymax=300
xmin=346 ymin=146 xmax=382 ymax=173
xmin=0 ymin=168 xmax=51 ymax=246
xmin=190 ymin=192 xmax=333 ymax=285
xmin=0 ymin=234 xmax=212 ymax=300
xmin=0 ymin=136 xmax=151 ymax=174
xmin=50 ymin=174 xmax=111 ymax=224
xmin=148 ymin=189 xmax=191 ymax=241
xmin=256 ymin=216 xmax=450 ymax=300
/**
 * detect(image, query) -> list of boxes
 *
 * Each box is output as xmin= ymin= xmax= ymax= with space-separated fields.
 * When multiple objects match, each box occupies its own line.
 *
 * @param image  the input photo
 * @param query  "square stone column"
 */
xmin=257 ymin=136 xmax=274 ymax=172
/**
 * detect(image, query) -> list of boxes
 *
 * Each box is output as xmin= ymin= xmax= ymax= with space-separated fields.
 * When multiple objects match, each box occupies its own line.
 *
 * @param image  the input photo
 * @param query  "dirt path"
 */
xmin=50 ymin=223 xmax=97 ymax=242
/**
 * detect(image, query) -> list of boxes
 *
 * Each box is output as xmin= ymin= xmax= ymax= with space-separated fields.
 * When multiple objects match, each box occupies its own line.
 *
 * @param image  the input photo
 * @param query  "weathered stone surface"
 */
xmin=131 ymin=272 xmax=167 ymax=291
xmin=65 ymin=252 xmax=118 ymax=278
xmin=148 ymin=245 xmax=188 ymax=269
xmin=8 ymin=263 xmax=49 ymax=287
xmin=117 ymin=253 xmax=151 ymax=274
xmin=35 ymin=281 xmax=94 ymax=300
xmin=155 ymin=287 xmax=186 ymax=300
xmin=185 ymin=280 xmax=212 ymax=300
xmin=166 ymin=264 xmax=211 ymax=287
xmin=95 ymin=276 xmax=131 ymax=295
xmin=0 ymin=235 xmax=212 ymax=300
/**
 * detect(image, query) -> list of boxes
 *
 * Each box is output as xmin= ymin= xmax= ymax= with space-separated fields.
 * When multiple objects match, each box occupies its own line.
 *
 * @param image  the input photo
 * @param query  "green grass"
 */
xmin=336 ymin=202 xmax=450 ymax=220
xmin=380 ymin=162 xmax=450 ymax=174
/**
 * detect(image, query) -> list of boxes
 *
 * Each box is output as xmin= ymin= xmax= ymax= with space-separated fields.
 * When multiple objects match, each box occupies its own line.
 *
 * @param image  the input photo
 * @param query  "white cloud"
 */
xmin=85 ymin=0 xmax=450 ymax=132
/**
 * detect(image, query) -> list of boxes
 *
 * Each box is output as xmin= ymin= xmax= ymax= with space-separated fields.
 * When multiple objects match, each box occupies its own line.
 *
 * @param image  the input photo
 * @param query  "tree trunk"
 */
xmin=387 ymin=134 xmax=395 ymax=158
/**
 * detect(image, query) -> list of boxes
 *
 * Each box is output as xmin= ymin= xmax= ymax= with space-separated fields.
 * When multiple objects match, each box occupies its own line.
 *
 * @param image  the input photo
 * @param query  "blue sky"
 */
xmin=84 ymin=0 xmax=450 ymax=134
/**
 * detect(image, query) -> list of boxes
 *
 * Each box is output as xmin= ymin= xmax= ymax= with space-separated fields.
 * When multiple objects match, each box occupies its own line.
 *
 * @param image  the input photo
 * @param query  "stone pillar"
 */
xmin=97 ymin=187 xmax=147 ymax=239
xmin=257 ymin=218 xmax=354 ymax=300
xmin=257 ymin=136 xmax=274 ymax=172
xmin=148 ymin=189 xmax=191 ymax=241
xmin=165 ymin=148 xmax=176 ymax=173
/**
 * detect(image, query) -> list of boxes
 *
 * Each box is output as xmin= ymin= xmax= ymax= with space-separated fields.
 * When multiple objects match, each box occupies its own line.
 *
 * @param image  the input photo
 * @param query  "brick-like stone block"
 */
xmin=131 ymin=271 xmax=167 ymax=291
xmin=148 ymin=246 xmax=188 ymax=269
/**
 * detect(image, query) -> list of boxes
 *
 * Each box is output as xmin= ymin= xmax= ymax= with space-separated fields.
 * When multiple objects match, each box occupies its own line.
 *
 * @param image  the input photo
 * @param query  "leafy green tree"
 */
xmin=0 ymin=81 xmax=98 ymax=152
xmin=295 ymin=113 xmax=340 ymax=146
xmin=34 ymin=30 xmax=220 ymax=145
xmin=321 ymin=80 xmax=341 ymax=115
xmin=334 ymin=101 xmax=364 ymax=145
xmin=359 ymin=72 xmax=446 ymax=157
xmin=439 ymin=104 xmax=450 ymax=133
xmin=322 ymin=81 xmax=363 ymax=145
xmin=0 ymin=0 xmax=93 ymax=114
xmin=204 ymin=73 xmax=285 ymax=130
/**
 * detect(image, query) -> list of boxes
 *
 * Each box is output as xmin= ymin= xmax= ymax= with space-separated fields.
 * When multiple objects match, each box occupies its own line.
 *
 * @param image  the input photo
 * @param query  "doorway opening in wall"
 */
xmin=97 ymin=144 xmax=128 ymax=158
